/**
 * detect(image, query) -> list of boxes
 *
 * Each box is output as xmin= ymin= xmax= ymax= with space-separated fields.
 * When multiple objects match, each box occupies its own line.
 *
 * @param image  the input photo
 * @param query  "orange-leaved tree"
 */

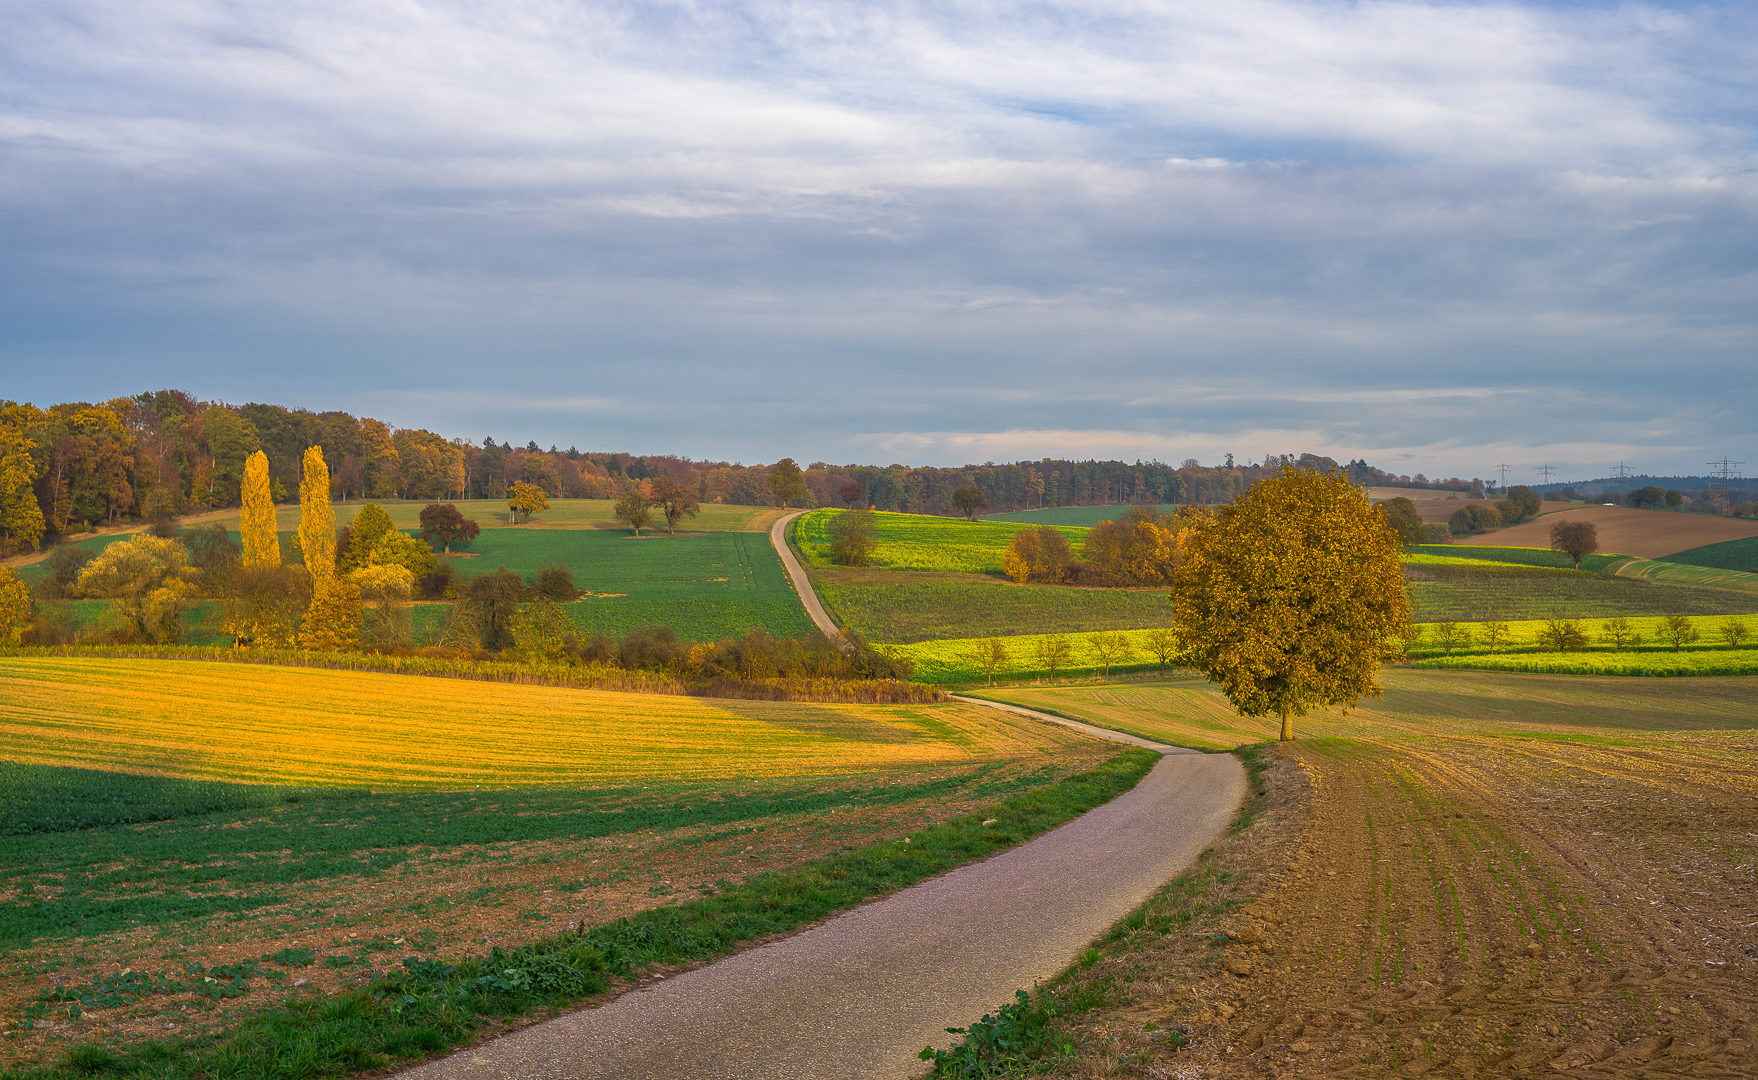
xmin=240 ymin=450 xmax=280 ymax=567
xmin=299 ymin=447 xmax=335 ymax=584
xmin=1172 ymin=467 xmax=1410 ymax=741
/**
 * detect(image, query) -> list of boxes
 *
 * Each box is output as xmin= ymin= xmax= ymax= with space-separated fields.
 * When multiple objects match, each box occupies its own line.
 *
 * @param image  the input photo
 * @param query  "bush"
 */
xmin=828 ymin=509 xmax=877 ymax=566
xmin=36 ymin=545 xmax=95 ymax=600
xmin=1448 ymin=504 xmax=1502 ymax=535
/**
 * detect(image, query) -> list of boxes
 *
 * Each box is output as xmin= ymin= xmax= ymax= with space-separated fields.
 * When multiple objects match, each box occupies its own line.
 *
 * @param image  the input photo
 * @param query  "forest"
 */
xmin=0 ymin=390 xmax=1483 ymax=553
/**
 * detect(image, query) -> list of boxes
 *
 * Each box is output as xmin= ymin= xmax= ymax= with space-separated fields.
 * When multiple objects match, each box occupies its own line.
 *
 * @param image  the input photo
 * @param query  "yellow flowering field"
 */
xmin=0 ymin=656 xmax=1089 ymax=789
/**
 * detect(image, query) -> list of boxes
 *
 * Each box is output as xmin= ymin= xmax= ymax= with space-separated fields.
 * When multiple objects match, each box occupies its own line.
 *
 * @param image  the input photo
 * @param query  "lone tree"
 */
xmin=829 ymin=508 xmax=877 ymax=566
xmin=419 ymin=502 xmax=481 ymax=553
xmin=508 ymin=481 xmax=550 ymax=524
xmin=650 ymin=476 xmax=700 ymax=535
xmin=766 ymin=458 xmax=807 ymax=507
xmin=1549 ymin=519 xmax=1599 ymax=569
xmin=614 ymin=491 xmax=653 ymax=536
xmin=838 ymin=481 xmax=865 ymax=508
xmin=951 ymin=485 xmax=989 ymax=521
xmin=1173 ymin=468 xmax=1411 ymax=741
xmin=968 ymin=637 xmax=1010 ymax=685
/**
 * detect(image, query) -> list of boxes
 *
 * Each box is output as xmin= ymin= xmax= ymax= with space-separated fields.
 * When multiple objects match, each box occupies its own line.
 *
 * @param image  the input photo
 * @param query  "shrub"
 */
xmin=1002 ymin=526 xmax=1075 ymax=583
xmin=1448 ymin=504 xmax=1502 ymax=535
xmin=829 ymin=509 xmax=877 ymax=566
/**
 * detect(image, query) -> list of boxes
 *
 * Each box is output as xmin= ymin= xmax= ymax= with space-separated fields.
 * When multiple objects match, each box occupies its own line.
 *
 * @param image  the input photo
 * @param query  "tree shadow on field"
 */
xmin=712 ymin=701 xmax=926 ymax=744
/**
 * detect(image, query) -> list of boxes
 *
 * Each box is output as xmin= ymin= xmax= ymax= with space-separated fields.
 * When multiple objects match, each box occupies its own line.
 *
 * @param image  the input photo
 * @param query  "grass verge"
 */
xmin=4 ymin=748 xmax=1160 ymax=1080
xmin=920 ymin=743 xmax=1301 ymax=1077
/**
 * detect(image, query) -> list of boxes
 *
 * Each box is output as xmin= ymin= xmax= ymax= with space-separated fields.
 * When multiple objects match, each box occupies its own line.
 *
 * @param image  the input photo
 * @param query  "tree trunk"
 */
xmin=1279 ymin=711 xmax=1294 ymax=741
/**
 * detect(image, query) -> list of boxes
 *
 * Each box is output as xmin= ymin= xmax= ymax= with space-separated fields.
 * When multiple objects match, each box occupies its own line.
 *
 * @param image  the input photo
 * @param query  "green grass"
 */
xmin=1611 ymin=557 xmax=1758 ymax=596
xmin=1413 ymin=651 xmax=1758 ymax=676
xmin=980 ymin=505 xmax=1182 ymax=527
xmin=1658 ymin=536 xmax=1758 ymax=572
xmin=1404 ymin=563 xmax=1756 ymax=622
xmin=1403 ymin=544 xmax=1626 ymax=572
xmin=426 ymin=529 xmax=814 ymax=641
xmin=0 ymin=762 xmax=342 ymax=837
xmin=793 ymin=510 xmax=1086 ymax=575
xmin=3 ymin=749 xmax=1159 ymax=1080
xmin=809 ymin=568 xmax=1172 ymax=643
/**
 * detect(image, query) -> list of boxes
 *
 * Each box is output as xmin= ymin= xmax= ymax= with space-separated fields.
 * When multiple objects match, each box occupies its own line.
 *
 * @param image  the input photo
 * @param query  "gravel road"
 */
xmin=770 ymin=510 xmax=842 ymax=639
xmin=400 ymin=747 xmax=1243 ymax=1080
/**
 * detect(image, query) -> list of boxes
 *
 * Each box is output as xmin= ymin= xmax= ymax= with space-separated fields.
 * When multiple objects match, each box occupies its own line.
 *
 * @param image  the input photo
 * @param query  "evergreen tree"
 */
xmin=240 ymin=450 xmax=281 ymax=567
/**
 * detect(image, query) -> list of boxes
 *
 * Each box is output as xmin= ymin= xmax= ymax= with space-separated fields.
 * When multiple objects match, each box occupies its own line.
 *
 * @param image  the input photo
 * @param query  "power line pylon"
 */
xmin=1494 ymin=463 xmax=1511 ymax=490
xmin=1611 ymin=463 xmax=1632 ymax=480
xmin=1536 ymin=464 xmax=1557 ymax=484
xmin=1708 ymin=457 xmax=1745 ymax=482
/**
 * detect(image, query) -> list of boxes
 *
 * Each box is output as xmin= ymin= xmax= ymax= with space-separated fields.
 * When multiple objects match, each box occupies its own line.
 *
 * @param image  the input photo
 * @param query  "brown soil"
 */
xmin=1484 ymin=506 xmax=1758 ymax=559
xmin=1054 ymin=729 xmax=1758 ymax=1078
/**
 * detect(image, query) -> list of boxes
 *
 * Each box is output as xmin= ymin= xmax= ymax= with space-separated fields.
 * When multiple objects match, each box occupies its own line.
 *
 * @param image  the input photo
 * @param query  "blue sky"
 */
xmin=2 ymin=0 xmax=1754 ymax=482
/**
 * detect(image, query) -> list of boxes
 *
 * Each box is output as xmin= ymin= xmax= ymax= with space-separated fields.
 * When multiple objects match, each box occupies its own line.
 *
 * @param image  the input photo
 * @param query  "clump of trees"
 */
xmin=999 ymin=507 xmax=1201 ymax=586
xmin=829 ymin=509 xmax=877 ymax=566
xmin=1448 ymin=503 xmax=1502 ymax=535
xmin=1002 ymin=526 xmax=1076 ymax=583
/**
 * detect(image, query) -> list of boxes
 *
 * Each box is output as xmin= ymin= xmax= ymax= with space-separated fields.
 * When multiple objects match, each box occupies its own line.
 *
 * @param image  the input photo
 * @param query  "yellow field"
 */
xmin=0 ymin=657 xmax=1095 ymax=789
xmin=976 ymin=667 xmax=1758 ymax=751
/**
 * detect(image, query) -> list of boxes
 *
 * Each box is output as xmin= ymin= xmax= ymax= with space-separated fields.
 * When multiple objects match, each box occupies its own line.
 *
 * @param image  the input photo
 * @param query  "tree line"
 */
xmin=0 ymin=389 xmax=1477 ymax=555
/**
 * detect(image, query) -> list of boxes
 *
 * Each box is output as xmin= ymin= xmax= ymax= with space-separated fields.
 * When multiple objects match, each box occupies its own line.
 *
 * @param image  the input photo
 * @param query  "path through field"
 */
xmin=401 ymin=744 xmax=1245 ymax=1080
xmin=773 ymin=510 xmax=842 ymax=638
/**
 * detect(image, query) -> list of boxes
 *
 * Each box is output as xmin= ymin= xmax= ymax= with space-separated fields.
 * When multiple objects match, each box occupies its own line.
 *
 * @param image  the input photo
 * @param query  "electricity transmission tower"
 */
xmin=1612 ymin=463 xmax=1633 ymax=480
xmin=1536 ymin=464 xmax=1557 ymax=484
xmin=1494 ymin=463 xmax=1511 ymax=490
xmin=1707 ymin=457 xmax=1745 ymax=482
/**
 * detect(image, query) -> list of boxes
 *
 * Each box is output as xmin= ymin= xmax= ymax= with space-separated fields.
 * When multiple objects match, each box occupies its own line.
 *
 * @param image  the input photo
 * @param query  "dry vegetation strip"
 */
xmin=945 ymin=673 xmax=1758 ymax=1079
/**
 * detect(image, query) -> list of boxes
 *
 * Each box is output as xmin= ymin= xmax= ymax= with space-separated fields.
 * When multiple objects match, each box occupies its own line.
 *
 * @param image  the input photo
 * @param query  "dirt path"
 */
xmin=398 ymin=752 xmax=1245 ymax=1080
xmin=1176 ymin=732 xmax=1758 ymax=1077
xmin=770 ymin=510 xmax=841 ymax=638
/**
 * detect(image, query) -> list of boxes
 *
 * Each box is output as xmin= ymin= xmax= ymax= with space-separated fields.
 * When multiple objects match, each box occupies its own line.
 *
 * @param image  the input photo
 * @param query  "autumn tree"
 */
xmin=1088 ymin=631 xmax=1136 ymax=676
xmin=511 ymin=598 xmax=574 ymax=663
xmin=1002 ymin=526 xmax=1074 ymax=583
xmin=1448 ymin=504 xmax=1502 ymax=535
xmin=299 ymin=447 xmax=335 ymax=583
xmin=508 ymin=481 xmax=550 ymax=524
xmin=240 ymin=450 xmax=281 ymax=567
xmin=951 ymin=485 xmax=988 ymax=521
xmin=0 ymin=423 xmax=46 ymax=555
xmin=1718 ymin=617 xmax=1750 ymax=649
xmin=534 ymin=564 xmax=581 ymax=601
xmin=222 ymin=564 xmax=310 ymax=649
xmin=419 ymin=502 xmax=480 ymax=553
xmin=969 ymin=637 xmax=1010 ymax=685
xmin=1380 ymin=497 xmax=1427 ymax=545
xmin=767 ymin=458 xmax=808 ymax=507
xmin=76 ymin=534 xmax=199 ymax=643
xmin=614 ymin=491 xmax=653 ymax=536
xmin=0 ymin=567 xmax=29 ymax=645
xmin=1658 ymin=615 xmax=1700 ymax=652
xmin=351 ymin=563 xmax=415 ymax=648
xmin=650 ymin=476 xmax=700 ymax=534
xmin=1536 ymin=618 xmax=1587 ymax=652
xmin=1497 ymin=485 xmax=1541 ymax=525
xmin=1478 ymin=620 xmax=1511 ymax=654
xmin=1548 ymin=519 xmax=1598 ymax=569
xmin=1032 ymin=633 xmax=1072 ymax=681
xmin=299 ymin=575 xmax=362 ymax=652
xmin=1172 ymin=467 xmax=1411 ymax=741
xmin=1142 ymin=627 xmax=1179 ymax=673
xmin=1081 ymin=508 xmax=1193 ymax=586
xmin=838 ymin=481 xmax=865 ymax=508
xmin=464 ymin=567 xmax=525 ymax=649
xmin=829 ymin=509 xmax=877 ymax=566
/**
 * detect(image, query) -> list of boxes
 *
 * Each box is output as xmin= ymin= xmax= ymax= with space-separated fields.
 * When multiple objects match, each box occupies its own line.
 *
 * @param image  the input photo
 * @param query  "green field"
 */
xmin=980 ymin=505 xmax=1181 ymax=527
xmin=1404 ymin=562 xmax=1755 ymax=622
xmin=793 ymin=510 xmax=1085 ymax=575
xmin=810 ymin=568 xmax=1171 ymax=643
xmin=1658 ymin=535 xmax=1758 ymax=572
xmin=890 ymin=629 xmax=1177 ymax=684
xmin=1402 ymin=544 xmax=1626 ymax=572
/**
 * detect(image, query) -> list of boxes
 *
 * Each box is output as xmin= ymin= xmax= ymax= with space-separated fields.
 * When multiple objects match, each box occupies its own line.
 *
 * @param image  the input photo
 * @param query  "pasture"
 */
xmin=809 ymin=568 xmax=1172 ymax=643
xmin=1404 ymin=562 xmax=1754 ymax=622
xmin=996 ymin=670 xmax=1758 ymax=1076
xmin=0 ymin=655 xmax=1125 ymax=1069
xmin=792 ymin=509 xmax=1085 ymax=575
xmin=1660 ymin=534 xmax=1758 ymax=572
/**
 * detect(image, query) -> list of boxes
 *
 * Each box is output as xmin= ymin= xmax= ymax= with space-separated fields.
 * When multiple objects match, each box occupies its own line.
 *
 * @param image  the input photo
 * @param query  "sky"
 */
xmin=2 ymin=0 xmax=1754 ymax=483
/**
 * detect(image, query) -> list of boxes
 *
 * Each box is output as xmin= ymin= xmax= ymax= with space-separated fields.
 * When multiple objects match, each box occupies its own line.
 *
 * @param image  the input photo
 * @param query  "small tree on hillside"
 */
xmin=766 ymin=458 xmax=807 ymax=507
xmin=614 ymin=491 xmax=653 ymax=536
xmin=76 ymin=534 xmax=199 ymax=643
xmin=1497 ymin=486 xmax=1542 ymax=524
xmin=1142 ymin=627 xmax=1179 ymax=673
xmin=508 ymin=482 xmax=550 ymax=524
xmin=1478 ymin=620 xmax=1511 ymax=654
xmin=1599 ymin=616 xmax=1640 ymax=651
xmin=952 ymin=485 xmax=989 ymax=521
xmin=969 ymin=637 xmax=1009 ymax=685
xmin=419 ymin=502 xmax=481 ymax=553
xmin=1032 ymin=633 xmax=1072 ymax=681
xmin=650 ymin=476 xmax=700 ymax=535
xmin=829 ymin=509 xmax=877 ymax=566
xmin=1536 ymin=618 xmax=1587 ymax=652
xmin=1002 ymin=526 xmax=1074 ymax=584
xmin=1549 ymin=519 xmax=1599 ymax=569
xmin=1088 ymin=631 xmax=1136 ymax=676
xmin=1716 ymin=617 xmax=1750 ymax=649
xmin=1172 ymin=467 xmax=1411 ymax=741
xmin=1658 ymin=615 xmax=1700 ymax=652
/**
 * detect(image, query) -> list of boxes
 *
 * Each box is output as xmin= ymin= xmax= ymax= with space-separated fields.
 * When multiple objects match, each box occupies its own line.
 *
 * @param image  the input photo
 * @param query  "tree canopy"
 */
xmin=650 ymin=476 xmax=700 ymax=534
xmin=1172 ymin=468 xmax=1411 ymax=741
xmin=614 ymin=491 xmax=653 ymax=536
xmin=767 ymin=458 xmax=807 ymax=507
xmin=508 ymin=481 xmax=550 ymax=524
xmin=951 ymin=485 xmax=989 ymax=521
xmin=1548 ymin=519 xmax=1599 ymax=568
xmin=418 ymin=502 xmax=480 ymax=553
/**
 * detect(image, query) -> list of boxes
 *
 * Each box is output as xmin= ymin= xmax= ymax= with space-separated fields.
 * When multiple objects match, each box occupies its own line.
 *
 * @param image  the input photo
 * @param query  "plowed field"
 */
xmin=981 ymin=672 xmax=1758 ymax=1079
xmin=1487 ymin=505 xmax=1758 ymax=559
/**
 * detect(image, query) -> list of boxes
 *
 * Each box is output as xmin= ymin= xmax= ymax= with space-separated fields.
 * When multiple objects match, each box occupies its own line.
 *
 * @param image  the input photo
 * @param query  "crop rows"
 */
xmin=889 ymin=629 xmax=1177 ymax=684
xmin=813 ymin=573 xmax=1172 ymax=643
xmin=1404 ymin=563 xmax=1754 ymax=622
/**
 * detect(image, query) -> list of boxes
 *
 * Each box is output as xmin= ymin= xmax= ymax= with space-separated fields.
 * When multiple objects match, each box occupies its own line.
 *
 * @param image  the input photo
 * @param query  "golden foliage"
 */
xmin=0 ymin=567 xmax=29 ymax=646
xmin=1080 ymin=506 xmax=1202 ymax=586
xmin=75 ymin=534 xmax=199 ymax=643
xmin=298 ymin=574 xmax=362 ymax=652
xmin=1002 ymin=525 xmax=1075 ymax=583
xmin=240 ymin=450 xmax=281 ymax=567
xmin=509 ymin=481 xmax=550 ymax=524
xmin=1172 ymin=467 xmax=1410 ymax=740
xmin=222 ymin=564 xmax=310 ymax=649
xmin=298 ymin=447 xmax=335 ymax=584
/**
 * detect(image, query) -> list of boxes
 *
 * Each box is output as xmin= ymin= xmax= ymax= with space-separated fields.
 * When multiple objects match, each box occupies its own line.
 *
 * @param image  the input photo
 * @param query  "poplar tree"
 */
xmin=240 ymin=450 xmax=281 ymax=567
xmin=299 ymin=447 xmax=335 ymax=583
